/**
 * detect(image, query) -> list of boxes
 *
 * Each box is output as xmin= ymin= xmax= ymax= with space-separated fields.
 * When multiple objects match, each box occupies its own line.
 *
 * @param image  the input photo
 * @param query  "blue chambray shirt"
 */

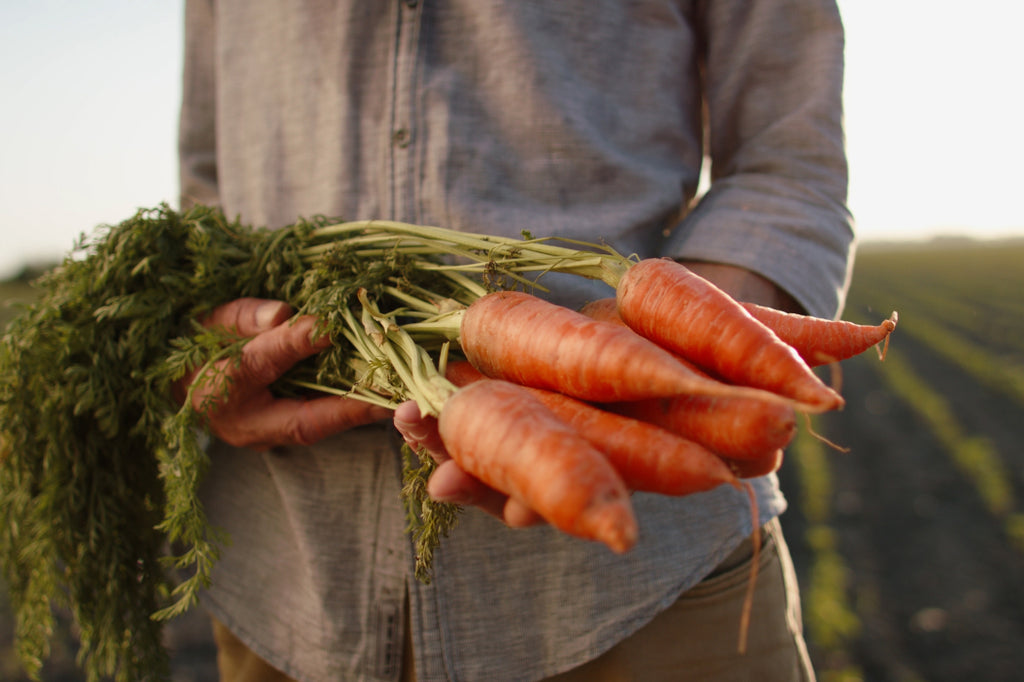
xmin=180 ymin=1 xmax=853 ymax=680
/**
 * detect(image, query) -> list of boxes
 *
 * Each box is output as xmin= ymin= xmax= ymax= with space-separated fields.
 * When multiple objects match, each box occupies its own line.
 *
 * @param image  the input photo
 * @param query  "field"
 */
xmin=2 ymin=239 xmax=1023 ymax=681
xmin=777 ymin=238 xmax=1024 ymax=682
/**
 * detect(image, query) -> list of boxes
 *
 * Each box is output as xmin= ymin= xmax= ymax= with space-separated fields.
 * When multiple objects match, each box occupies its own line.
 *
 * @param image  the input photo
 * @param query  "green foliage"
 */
xmin=0 ymin=206 xmax=319 ymax=680
xmin=1006 ymin=513 xmax=1024 ymax=554
xmin=400 ymin=443 xmax=461 ymax=584
xmin=0 ymin=206 xmax=435 ymax=680
xmin=854 ymin=286 xmax=1024 ymax=409
xmin=804 ymin=526 xmax=861 ymax=650
xmin=0 ymin=204 xmax=628 ymax=681
xmin=0 ymin=205 xmax=259 ymax=681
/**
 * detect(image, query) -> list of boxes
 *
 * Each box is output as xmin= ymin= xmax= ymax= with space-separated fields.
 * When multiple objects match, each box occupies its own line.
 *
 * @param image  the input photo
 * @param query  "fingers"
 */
xmin=427 ymin=459 xmax=545 ymax=528
xmin=197 ymin=317 xmax=394 ymax=447
xmin=229 ymin=315 xmax=331 ymax=390
xmin=396 ymin=401 xmax=546 ymax=527
xmin=501 ymin=498 xmax=545 ymax=528
xmin=175 ymin=298 xmax=308 ymax=406
xmin=179 ymin=297 xmax=393 ymax=448
xmin=203 ymin=298 xmax=295 ymax=336
xmin=185 ymin=315 xmax=328 ymax=414
xmin=214 ymin=394 xmax=393 ymax=449
xmin=198 ymin=307 xmax=545 ymax=524
xmin=427 ymin=461 xmax=516 ymax=521
xmin=393 ymin=401 xmax=448 ymax=460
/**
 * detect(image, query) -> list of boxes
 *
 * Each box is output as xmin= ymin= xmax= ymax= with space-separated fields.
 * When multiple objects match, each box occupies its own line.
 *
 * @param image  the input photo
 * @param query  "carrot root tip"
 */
xmin=801 ymin=412 xmax=851 ymax=453
xmin=736 ymin=481 xmax=760 ymax=655
xmin=875 ymin=311 xmax=898 ymax=361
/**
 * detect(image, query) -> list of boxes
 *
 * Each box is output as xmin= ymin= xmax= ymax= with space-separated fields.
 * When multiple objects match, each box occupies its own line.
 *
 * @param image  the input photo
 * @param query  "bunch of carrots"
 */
xmin=402 ymin=260 xmax=895 ymax=654
xmin=404 ymin=257 xmax=898 ymax=554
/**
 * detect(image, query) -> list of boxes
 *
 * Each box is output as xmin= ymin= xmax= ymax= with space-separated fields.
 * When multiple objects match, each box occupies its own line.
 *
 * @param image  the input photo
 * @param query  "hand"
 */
xmin=176 ymin=298 xmax=392 ymax=449
xmin=393 ymin=401 xmax=544 ymax=527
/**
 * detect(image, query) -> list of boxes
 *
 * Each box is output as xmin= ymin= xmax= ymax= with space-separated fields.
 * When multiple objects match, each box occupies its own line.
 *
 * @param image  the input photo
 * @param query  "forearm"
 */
xmin=679 ymin=261 xmax=803 ymax=314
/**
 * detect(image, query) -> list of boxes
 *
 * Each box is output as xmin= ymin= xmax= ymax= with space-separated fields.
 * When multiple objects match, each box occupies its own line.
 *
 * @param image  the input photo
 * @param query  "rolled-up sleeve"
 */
xmin=665 ymin=0 xmax=855 ymax=319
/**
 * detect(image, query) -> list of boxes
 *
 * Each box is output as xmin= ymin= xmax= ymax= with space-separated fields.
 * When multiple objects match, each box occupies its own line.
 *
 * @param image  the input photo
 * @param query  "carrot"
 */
xmin=536 ymin=392 xmax=738 ymax=495
xmin=437 ymin=378 xmax=637 ymax=553
xmin=444 ymin=358 xmax=494 ymax=387
xmin=579 ymin=298 xmax=798 ymax=459
xmin=460 ymin=290 xmax=790 ymax=404
xmin=575 ymin=297 xmax=622 ymax=323
xmin=614 ymin=258 xmax=844 ymax=412
xmin=739 ymin=302 xmax=898 ymax=366
xmin=445 ymin=361 xmax=737 ymax=496
xmin=443 ymin=358 xmax=493 ymax=387
xmin=610 ymin=396 xmax=796 ymax=461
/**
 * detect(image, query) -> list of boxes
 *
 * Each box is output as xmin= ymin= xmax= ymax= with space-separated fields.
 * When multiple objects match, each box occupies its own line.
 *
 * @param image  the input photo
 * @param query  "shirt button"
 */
xmin=392 ymin=128 xmax=411 ymax=148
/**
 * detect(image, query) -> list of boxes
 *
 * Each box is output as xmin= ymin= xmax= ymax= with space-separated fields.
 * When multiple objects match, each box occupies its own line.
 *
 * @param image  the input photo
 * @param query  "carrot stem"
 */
xmin=303 ymin=219 xmax=633 ymax=288
xmin=355 ymin=289 xmax=456 ymax=415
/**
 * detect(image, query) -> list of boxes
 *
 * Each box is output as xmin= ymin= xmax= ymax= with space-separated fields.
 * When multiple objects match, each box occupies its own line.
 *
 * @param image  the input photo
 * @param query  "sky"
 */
xmin=1 ymin=1 xmax=1022 ymax=279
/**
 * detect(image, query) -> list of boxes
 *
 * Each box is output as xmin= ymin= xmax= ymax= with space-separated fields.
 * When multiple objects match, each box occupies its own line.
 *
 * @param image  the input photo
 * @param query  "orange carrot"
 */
xmin=437 ymin=378 xmax=637 ymax=552
xmin=615 ymin=258 xmax=844 ymax=412
xmin=739 ymin=302 xmax=898 ymax=366
xmin=443 ymin=358 xmax=492 ymax=386
xmin=445 ymin=361 xmax=737 ymax=496
xmin=579 ymin=298 xmax=798 ymax=459
xmin=610 ymin=396 xmax=796 ymax=461
xmin=444 ymin=358 xmax=493 ymax=387
xmin=576 ymin=297 xmax=624 ymax=324
xmin=460 ymin=290 xmax=788 ymax=404
xmin=536 ymin=392 xmax=738 ymax=496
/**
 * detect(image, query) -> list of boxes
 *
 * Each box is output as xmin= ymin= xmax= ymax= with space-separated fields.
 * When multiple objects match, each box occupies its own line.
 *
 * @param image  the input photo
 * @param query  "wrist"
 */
xmin=676 ymin=260 xmax=803 ymax=313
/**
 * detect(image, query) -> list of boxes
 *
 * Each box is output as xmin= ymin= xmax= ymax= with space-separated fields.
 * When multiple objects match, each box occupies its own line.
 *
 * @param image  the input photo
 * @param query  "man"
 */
xmin=179 ymin=1 xmax=854 ymax=680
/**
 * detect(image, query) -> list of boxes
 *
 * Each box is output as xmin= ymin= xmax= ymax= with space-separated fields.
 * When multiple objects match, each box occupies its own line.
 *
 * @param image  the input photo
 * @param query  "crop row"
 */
xmin=787 ymin=424 xmax=863 ymax=680
xmin=849 ymin=293 xmax=1024 ymax=413
xmin=843 ymin=254 xmax=1024 ymax=551
xmin=854 ymin=241 xmax=1024 ymax=309
xmin=851 ymin=278 xmax=1024 ymax=364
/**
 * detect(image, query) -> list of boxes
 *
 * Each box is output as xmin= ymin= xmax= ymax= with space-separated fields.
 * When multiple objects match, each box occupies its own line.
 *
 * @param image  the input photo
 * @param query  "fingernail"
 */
xmin=256 ymin=301 xmax=288 ymax=330
xmin=393 ymin=403 xmax=432 ymax=439
xmin=428 ymin=476 xmax=471 ymax=504
xmin=395 ymin=420 xmax=433 ymax=443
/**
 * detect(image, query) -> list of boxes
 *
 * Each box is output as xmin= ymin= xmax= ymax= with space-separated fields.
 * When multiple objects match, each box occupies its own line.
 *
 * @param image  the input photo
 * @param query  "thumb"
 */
xmin=393 ymin=401 xmax=448 ymax=460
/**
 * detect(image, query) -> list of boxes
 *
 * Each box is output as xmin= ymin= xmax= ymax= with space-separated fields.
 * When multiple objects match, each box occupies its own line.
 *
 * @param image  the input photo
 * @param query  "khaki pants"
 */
xmin=211 ymin=519 xmax=814 ymax=682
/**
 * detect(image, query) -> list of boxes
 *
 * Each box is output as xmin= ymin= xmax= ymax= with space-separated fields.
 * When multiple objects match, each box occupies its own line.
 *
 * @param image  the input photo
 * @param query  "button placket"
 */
xmin=388 ymin=0 xmax=421 ymax=221
xmin=392 ymin=127 xmax=411 ymax=148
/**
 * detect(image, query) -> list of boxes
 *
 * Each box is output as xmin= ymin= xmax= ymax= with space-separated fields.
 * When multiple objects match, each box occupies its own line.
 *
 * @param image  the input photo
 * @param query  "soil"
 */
xmin=777 ymin=344 xmax=1024 ymax=682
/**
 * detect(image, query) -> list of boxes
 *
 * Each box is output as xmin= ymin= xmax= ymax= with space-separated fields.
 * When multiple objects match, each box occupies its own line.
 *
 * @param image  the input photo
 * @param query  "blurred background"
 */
xmin=2 ymin=1 xmax=1023 ymax=276
xmin=2 ymin=2 xmax=1022 ymax=681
